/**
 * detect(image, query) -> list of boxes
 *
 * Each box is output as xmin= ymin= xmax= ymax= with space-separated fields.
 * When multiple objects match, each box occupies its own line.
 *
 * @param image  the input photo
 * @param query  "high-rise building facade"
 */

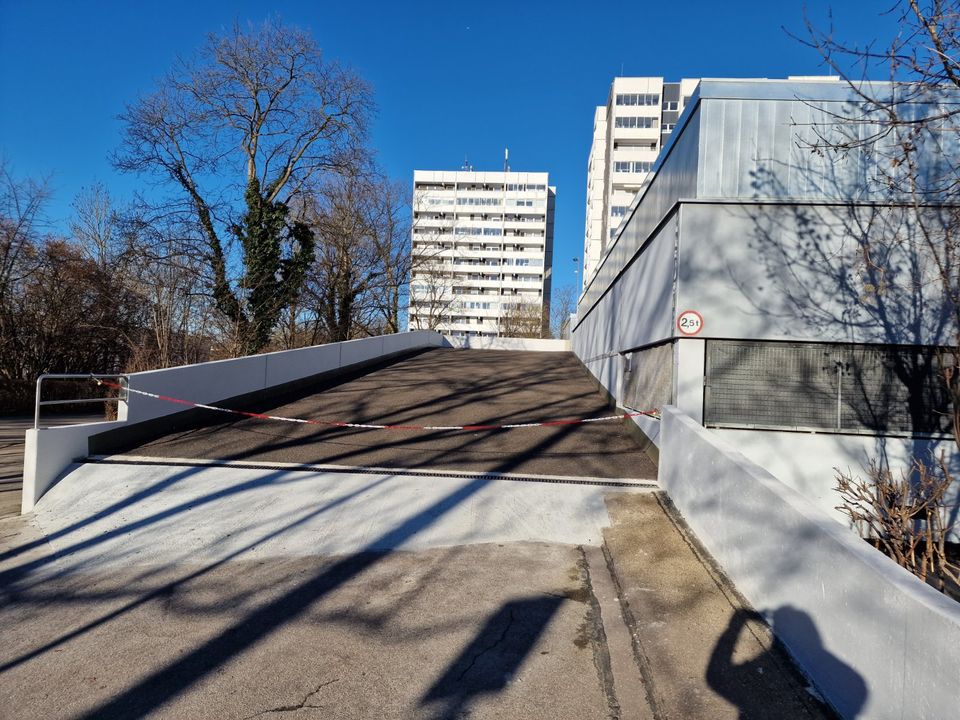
xmin=582 ymin=77 xmax=700 ymax=286
xmin=409 ymin=170 xmax=555 ymax=338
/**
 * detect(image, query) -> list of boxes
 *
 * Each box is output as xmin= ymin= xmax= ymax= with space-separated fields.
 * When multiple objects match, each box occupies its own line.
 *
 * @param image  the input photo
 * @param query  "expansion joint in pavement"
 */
xmin=581 ymin=545 xmax=655 ymax=720
xmin=578 ymin=547 xmax=621 ymax=719
xmin=594 ymin=544 xmax=662 ymax=720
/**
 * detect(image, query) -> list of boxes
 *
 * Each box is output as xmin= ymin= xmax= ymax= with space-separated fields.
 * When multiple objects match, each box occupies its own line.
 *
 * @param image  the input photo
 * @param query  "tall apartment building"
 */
xmin=409 ymin=170 xmax=555 ymax=338
xmin=583 ymin=77 xmax=700 ymax=285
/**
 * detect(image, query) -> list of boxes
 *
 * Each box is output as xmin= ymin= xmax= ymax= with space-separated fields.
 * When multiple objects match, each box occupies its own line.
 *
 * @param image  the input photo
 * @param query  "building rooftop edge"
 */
xmin=695 ymin=77 xmax=945 ymax=102
xmin=413 ymin=170 xmax=550 ymax=177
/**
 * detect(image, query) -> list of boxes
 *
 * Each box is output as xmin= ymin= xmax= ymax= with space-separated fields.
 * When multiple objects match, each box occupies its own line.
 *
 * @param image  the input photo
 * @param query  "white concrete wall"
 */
xmin=660 ymin=406 xmax=960 ymax=720
xmin=22 ymin=421 xmax=126 ymax=513
xmin=712 ymin=428 xmax=960 ymax=532
xmin=441 ymin=336 xmax=569 ymax=352
xmin=22 ymin=331 xmax=445 ymax=511
xmin=124 ymin=331 xmax=444 ymax=425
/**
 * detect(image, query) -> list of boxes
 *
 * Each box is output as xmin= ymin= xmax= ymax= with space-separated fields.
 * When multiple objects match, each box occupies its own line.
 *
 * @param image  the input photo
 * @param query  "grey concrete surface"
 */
xmin=583 ymin=544 xmax=653 ymax=720
xmin=602 ymin=492 xmax=832 ymax=720
xmin=0 ymin=457 xmax=836 ymax=719
xmin=19 ymin=462 xmax=643 ymax=581
xmin=0 ymin=527 xmax=616 ymax=720
xmin=117 ymin=349 xmax=657 ymax=480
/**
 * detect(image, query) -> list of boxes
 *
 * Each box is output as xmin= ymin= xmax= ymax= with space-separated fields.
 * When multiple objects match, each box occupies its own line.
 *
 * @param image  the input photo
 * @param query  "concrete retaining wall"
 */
xmin=441 ymin=336 xmax=570 ymax=352
xmin=23 ymin=421 xmax=127 ymax=514
xmin=123 ymin=331 xmax=442 ymax=425
xmin=659 ymin=406 xmax=960 ymax=720
xmin=712 ymin=428 xmax=959 ymax=531
xmin=22 ymin=331 xmax=445 ymax=512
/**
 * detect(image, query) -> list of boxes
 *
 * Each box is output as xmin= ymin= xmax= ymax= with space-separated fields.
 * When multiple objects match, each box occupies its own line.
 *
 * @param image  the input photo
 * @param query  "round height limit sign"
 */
xmin=676 ymin=310 xmax=703 ymax=336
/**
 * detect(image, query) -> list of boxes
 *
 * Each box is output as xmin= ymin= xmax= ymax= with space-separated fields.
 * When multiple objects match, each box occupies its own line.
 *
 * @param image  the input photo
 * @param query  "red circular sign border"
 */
xmin=676 ymin=310 xmax=704 ymax=336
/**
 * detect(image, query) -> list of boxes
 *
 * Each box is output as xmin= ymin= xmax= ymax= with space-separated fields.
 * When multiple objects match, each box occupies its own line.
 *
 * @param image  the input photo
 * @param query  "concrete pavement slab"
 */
xmin=0 ymin=537 xmax=618 ymax=720
xmin=602 ymin=492 xmax=834 ymax=720
xmin=11 ymin=462 xmax=650 ymax=584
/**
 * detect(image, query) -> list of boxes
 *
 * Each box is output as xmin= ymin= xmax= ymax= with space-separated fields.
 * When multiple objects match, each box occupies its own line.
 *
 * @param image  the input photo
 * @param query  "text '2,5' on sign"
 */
xmin=676 ymin=310 xmax=703 ymax=336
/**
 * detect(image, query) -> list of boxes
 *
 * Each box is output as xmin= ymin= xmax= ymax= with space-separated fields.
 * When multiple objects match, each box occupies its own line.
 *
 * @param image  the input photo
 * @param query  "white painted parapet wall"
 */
xmin=659 ymin=406 xmax=960 ymax=720
xmin=22 ymin=331 xmax=446 ymax=512
xmin=441 ymin=336 xmax=570 ymax=352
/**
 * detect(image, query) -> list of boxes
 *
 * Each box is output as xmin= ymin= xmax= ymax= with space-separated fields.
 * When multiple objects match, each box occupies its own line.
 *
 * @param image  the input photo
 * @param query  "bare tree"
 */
xmin=0 ymin=162 xmax=49 ymax=404
xmin=499 ymin=300 xmax=545 ymax=338
xmin=800 ymin=1 xmax=960 ymax=446
xmin=296 ymin=172 xmax=411 ymax=343
xmin=787 ymin=2 xmax=960 ymax=594
xmin=121 ymin=203 xmax=217 ymax=368
xmin=408 ymin=251 xmax=461 ymax=332
xmin=69 ymin=186 xmax=216 ymax=370
xmin=364 ymin=179 xmax=413 ymax=335
xmin=549 ymin=284 xmax=578 ymax=339
xmin=114 ymin=20 xmax=372 ymax=355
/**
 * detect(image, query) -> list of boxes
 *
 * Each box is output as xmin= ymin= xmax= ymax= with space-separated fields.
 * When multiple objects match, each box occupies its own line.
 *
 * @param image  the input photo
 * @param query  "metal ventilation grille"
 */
xmin=621 ymin=343 xmax=673 ymax=412
xmin=704 ymin=340 xmax=952 ymax=434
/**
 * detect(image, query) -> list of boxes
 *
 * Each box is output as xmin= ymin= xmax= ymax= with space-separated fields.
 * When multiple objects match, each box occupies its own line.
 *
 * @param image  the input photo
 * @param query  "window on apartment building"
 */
xmin=611 ymin=206 xmax=628 ymax=217
xmin=614 ymin=161 xmax=653 ymax=174
xmin=615 ymin=93 xmax=660 ymax=106
xmin=456 ymin=197 xmax=501 ymax=206
xmin=505 ymin=183 xmax=546 ymax=191
xmin=662 ymin=101 xmax=679 ymax=111
xmin=662 ymin=123 xmax=675 ymax=132
xmin=614 ymin=116 xmax=656 ymax=129
xmin=457 ymin=227 xmax=502 ymax=237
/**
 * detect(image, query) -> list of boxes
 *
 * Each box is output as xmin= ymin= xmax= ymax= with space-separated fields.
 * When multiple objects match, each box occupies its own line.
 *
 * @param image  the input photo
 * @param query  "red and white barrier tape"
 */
xmin=92 ymin=377 xmax=660 ymax=432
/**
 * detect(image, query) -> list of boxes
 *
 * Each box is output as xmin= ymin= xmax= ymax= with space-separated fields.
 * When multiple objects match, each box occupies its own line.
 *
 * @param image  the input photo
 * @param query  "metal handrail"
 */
xmin=34 ymin=374 xmax=128 ymax=430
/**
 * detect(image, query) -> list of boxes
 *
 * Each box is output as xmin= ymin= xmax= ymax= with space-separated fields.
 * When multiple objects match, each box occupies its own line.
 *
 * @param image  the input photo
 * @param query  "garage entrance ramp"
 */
xmin=93 ymin=348 xmax=658 ymax=485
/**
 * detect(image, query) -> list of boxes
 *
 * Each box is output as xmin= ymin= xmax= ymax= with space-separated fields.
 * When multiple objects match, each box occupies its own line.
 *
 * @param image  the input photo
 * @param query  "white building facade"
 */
xmin=583 ymin=77 xmax=699 ymax=285
xmin=409 ymin=170 xmax=555 ymax=338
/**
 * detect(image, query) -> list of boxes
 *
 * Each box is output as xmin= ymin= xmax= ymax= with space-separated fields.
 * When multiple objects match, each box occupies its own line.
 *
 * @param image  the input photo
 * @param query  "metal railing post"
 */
xmin=32 ymin=373 xmax=129 ymax=430
xmin=34 ymin=375 xmax=44 ymax=431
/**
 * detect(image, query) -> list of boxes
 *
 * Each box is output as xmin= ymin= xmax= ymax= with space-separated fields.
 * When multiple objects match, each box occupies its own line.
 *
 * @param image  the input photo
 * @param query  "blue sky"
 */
xmin=0 ymin=0 xmax=894 ymax=295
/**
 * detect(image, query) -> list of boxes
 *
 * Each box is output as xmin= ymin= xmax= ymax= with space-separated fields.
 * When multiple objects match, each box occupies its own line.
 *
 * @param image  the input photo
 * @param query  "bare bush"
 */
xmin=836 ymin=458 xmax=960 ymax=593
